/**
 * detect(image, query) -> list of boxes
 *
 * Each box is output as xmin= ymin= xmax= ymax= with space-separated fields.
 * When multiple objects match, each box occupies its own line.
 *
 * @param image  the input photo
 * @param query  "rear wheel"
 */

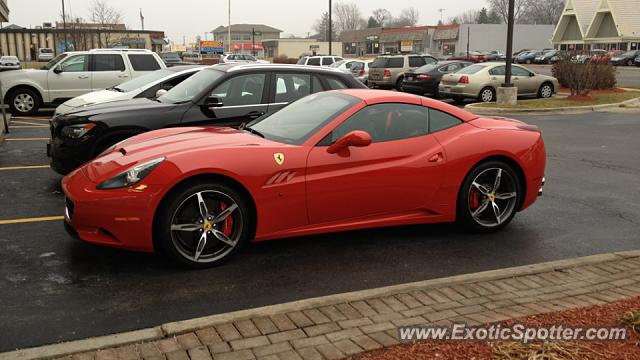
xmin=478 ymin=87 xmax=495 ymax=103
xmin=395 ymin=77 xmax=404 ymax=91
xmin=457 ymin=161 xmax=521 ymax=233
xmin=156 ymin=181 xmax=251 ymax=268
xmin=627 ymin=59 xmax=634 ymax=66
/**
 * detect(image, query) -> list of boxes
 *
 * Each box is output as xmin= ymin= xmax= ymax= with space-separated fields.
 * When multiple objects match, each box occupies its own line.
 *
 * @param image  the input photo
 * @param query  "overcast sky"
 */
xmin=8 ymin=0 xmax=485 ymax=44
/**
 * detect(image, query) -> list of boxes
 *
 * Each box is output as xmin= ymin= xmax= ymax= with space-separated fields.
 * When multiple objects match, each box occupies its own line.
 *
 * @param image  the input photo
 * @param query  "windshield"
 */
xmin=158 ymin=68 xmax=224 ymax=104
xmin=115 ymin=69 xmax=175 ymax=92
xmin=42 ymin=54 xmax=67 ymax=70
xmin=329 ymin=60 xmax=347 ymax=68
xmin=249 ymin=92 xmax=360 ymax=145
xmin=369 ymin=57 xmax=388 ymax=68
xmin=457 ymin=64 xmax=486 ymax=75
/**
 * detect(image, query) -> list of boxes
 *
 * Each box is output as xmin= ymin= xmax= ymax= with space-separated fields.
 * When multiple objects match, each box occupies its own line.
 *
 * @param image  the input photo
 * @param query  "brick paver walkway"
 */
xmin=6 ymin=252 xmax=640 ymax=360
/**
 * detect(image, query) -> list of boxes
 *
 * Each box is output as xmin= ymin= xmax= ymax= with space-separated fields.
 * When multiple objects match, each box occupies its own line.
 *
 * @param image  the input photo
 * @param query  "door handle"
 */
xmin=428 ymin=152 xmax=443 ymax=163
xmin=247 ymin=111 xmax=264 ymax=119
xmin=78 ymin=75 xmax=89 ymax=79
xmin=118 ymin=75 xmax=129 ymax=78
xmin=491 ymin=77 xmax=497 ymax=80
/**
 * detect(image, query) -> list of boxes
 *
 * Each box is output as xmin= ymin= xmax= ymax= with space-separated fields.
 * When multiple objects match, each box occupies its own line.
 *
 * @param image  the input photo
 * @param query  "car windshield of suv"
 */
xmin=158 ymin=68 xmax=224 ymax=104
xmin=456 ymin=64 xmax=486 ymax=74
xmin=249 ymin=92 xmax=359 ymax=145
xmin=369 ymin=57 xmax=388 ymax=68
xmin=42 ymin=54 xmax=67 ymax=70
xmin=114 ymin=69 xmax=175 ymax=92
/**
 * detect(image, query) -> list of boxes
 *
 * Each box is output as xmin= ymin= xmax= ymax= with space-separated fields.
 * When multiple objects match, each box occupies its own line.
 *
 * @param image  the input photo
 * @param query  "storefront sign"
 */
xmin=366 ymin=35 xmax=379 ymax=42
xmin=401 ymin=41 xmax=414 ymax=52
xmin=200 ymin=40 xmax=224 ymax=54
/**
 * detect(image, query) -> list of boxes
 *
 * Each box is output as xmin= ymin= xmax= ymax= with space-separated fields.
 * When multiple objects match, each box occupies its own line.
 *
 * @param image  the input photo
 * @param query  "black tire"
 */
xmin=537 ymin=82 xmax=554 ymax=99
xmin=155 ymin=181 xmax=252 ymax=268
xmin=395 ymin=77 xmax=404 ymax=91
xmin=478 ymin=87 xmax=496 ymax=103
xmin=8 ymin=87 xmax=41 ymax=116
xmin=525 ymin=59 xmax=532 ymax=64
xmin=627 ymin=59 xmax=634 ymax=67
xmin=457 ymin=160 xmax=522 ymax=233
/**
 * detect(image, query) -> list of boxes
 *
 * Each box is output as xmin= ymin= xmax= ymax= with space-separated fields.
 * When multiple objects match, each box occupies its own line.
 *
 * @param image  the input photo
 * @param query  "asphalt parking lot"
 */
xmin=1 ymin=108 xmax=639 ymax=351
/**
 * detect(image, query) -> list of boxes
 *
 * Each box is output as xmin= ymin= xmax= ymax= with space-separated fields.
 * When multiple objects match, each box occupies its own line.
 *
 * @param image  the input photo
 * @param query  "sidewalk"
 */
xmin=3 ymin=251 xmax=640 ymax=360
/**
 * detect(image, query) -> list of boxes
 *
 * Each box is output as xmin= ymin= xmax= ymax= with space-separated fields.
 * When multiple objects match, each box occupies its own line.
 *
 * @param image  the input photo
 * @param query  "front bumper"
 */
xmin=62 ymin=168 xmax=163 ymax=252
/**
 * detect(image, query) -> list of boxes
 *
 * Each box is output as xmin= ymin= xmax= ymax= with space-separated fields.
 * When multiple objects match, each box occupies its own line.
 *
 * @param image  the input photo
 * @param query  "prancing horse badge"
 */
xmin=273 ymin=153 xmax=285 ymax=165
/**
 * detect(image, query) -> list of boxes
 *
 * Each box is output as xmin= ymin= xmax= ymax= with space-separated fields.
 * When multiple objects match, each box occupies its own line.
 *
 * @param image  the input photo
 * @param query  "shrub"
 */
xmin=272 ymin=55 xmax=298 ymax=64
xmin=552 ymin=60 xmax=616 ymax=96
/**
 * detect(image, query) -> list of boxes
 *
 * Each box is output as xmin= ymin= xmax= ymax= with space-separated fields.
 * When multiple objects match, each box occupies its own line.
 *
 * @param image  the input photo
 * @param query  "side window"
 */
xmin=351 ymin=62 xmax=364 ymax=71
xmin=311 ymin=76 xmax=325 ymax=93
xmin=61 ymin=55 xmax=88 ymax=72
xmin=274 ymin=73 xmax=312 ymax=103
xmin=325 ymin=77 xmax=348 ymax=90
xmin=424 ymin=56 xmax=438 ymax=65
xmin=429 ymin=108 xmax=462 ymax=133
xmin=161 ymin=73 xmax=192 ymax=90
xmin=512 ymin=66 xmax=532 ymax=76
xmin=409 ymin=56 xmax=425 ymax=67
xmin=296 ymin=57 xmax=307 ymax=65
xmin=322 ymin=57 xmax=335 ymax=66
xmin=210 ymin=73 xmax=266 ymax=106
xmin=330 ymin=103 xmax=428 ymax=143
xmin=93 ymin=54 xmax=125 ymax=72
xmin=307 ymin=57 xmax=321 ymax=66
xmin=489 ymin=66 xmax=506 ymax=76
xmin=128 ymin=54 xmax=161 ymax=71
xmin=387 ymin=57 xmax=404 ymax=68
xmin=344 ymin=61 xmax=354 ymax=69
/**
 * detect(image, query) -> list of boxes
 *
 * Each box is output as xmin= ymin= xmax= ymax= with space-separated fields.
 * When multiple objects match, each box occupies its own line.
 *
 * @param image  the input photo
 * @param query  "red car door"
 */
xmin=305 ymin=102 xmax=445 ymax=224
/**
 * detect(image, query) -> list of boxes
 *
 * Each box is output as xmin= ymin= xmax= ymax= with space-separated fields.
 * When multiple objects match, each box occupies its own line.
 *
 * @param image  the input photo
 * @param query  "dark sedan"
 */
xmin=401 ymin=61 xmax=472 ymax=97
xmin=47 ymin=64 xmax=366 ymax=174
xmin=515 ymin=51 xmax=542 ymax=64
xmin=610 ymin=50 xmax=640 ymax=66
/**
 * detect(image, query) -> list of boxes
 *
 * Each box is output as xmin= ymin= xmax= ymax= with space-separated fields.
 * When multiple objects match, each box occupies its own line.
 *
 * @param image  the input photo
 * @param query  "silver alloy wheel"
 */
xmin=540 ymin=84 xmax=553 ymax=98
xmin=170 ymin=190 xmax=243 ymax=263
xmin=481 ymin=88 xmax=494 ymax=102
xmin=468 ymin=167 xmax=517 ymax=228
xmin=14 ymin=93 xmax=35 ymax=113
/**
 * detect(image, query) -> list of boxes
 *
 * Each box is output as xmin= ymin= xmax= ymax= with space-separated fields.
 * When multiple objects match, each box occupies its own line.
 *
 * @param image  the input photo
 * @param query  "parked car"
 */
xmin=534 ymin=50 xmax=561 ymax=64
xmin=1 ymin=48 xmax=166 ymax=116
xmin=590 ymin=49 xmax=620 ymax=64
xmin=401 ymin=60 xmax=472 ymax=97
xmin=635 ymin=55 xmax=640 ymax=67
xmin=62 ymin=89 xmax=546 ymax=267
xmin=47 ymin=63 xmax=366 ymax=174
xmin=439 ymin=63 xmax=559 ymax=103
xmin=610 ymin=50 xmax=640 ymax=66
xmin=0 ymin=56 xmax=20 ymax=71
xmin=37 ymin=47 xmax=55 ymax=61
xmin=348 ymin=60 xmax=372 ymax=85
xmin=220 ymin=54 xmax=268 ymax=64
xmin=160 ymin=52 xmax=183 ymax=66
xmin=55 ymin=65 xmax=205 ymax=115
xmin=182 ymin=52 xmax=203 ymax=62
xmin=368 ymin=54 xmax=438 ymax=90
xmin=515 ymin=50 xmax=542 ymax=64
xmin=296 ymin=55 xmax=344 ymax=67
xmin=480 ymin=50 xmax=505 ymax=61
xmin=447 ymin=51 xmax=486 ymax=63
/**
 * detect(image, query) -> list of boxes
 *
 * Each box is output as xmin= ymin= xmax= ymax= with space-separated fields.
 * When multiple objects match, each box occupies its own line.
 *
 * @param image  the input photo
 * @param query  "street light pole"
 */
xmin=504 ymin=0 xmax=515 ymax=87
xmin=61 ymin=0 xmax=68 ymax=52
xmin=328 ymin=0 xmax=332 ymax=55
xmin=228 ymin=0 xmax=232 ymax=53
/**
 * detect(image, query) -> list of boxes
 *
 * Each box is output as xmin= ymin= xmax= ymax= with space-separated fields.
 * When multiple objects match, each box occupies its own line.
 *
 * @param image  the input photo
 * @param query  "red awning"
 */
xmin=233 ymin=43 xmax=264 ymax=50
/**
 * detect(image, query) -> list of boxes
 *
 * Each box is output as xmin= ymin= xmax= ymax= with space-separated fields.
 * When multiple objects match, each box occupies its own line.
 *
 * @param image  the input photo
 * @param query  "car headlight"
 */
xmin=96 ymin=157 xmax=165 ymax=190
xmin=61 ymin=123 xmax=96 ymax=139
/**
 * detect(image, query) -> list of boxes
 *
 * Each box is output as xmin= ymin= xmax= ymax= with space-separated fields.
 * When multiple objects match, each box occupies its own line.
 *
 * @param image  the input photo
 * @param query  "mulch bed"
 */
xmin=560 ymin=87 xmax=626 ymax=101
xmin=350 ymin=296 xmax=640 ymax=360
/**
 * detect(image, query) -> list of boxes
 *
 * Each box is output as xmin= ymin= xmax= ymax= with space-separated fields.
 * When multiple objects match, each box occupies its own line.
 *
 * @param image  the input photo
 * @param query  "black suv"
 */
xmin=47 ymin=63 xmax=366 ymax=174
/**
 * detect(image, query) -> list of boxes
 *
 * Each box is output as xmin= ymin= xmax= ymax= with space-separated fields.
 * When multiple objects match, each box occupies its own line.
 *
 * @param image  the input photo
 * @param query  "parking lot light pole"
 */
xmin=497 ymin=0 xmax=517 ymax=105
xmin=61 ymin=0 xmax=68 ymax=52
xmin=328 ymin=0 xmax=332 ymax=55
xmin=228 ymin=0 xmax=232 ymax=53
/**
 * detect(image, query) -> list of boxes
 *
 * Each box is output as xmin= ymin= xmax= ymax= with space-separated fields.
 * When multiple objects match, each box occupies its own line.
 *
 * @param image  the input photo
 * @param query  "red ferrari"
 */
xmin=62 ymin=89 xmax=545 ymax=267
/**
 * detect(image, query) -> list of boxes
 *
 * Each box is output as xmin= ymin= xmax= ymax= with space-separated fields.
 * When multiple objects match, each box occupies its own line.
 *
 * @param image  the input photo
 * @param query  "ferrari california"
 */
xmin=62 ymin=89 xmax=546 ymax=267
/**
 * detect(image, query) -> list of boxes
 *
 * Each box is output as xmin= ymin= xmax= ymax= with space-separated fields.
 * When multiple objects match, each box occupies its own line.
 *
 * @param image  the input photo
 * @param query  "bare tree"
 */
xmin=487 ymin=0 xmax=530 ymax=23
xmin=371 ymin=8 xmax=392 ymax=27
xmin=448 ymin=9 xmax=481 ymax=24
xmin=312 ymin=12 xmax=337 ymax=42
xmin=333 ymin=2 xmax=364 ymax=35
xmin=89 ymin=0 xmax=124 ymax=48
xmin=523 ymin=0 xmax=564 ymax=24
xmin=390 ymin=7 xmax=420 ymax=27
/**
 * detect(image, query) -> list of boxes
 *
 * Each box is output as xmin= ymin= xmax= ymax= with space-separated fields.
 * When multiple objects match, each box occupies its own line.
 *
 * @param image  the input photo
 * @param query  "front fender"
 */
xmin=2 ymin=71 xmax=49 ymax=102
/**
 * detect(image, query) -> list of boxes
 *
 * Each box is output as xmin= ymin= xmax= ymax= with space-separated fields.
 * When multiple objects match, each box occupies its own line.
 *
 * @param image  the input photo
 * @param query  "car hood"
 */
xmin=60 ymin=89 xmax=132 ymax=109
xmin=82 ymin=126 xmax=278 ymax=183
xmin=61 ymin=98 xmax=175 ymax=118
xmin=0 ymin=68 xmax=46 ymax=80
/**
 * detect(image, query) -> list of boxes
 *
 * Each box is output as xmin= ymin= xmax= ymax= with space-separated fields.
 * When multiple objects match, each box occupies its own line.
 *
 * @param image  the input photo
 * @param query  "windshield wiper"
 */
xmin=242 ymin=126 xmax=265 ymax=138
xmin=111 ymin=86 xmax=124 ymax=92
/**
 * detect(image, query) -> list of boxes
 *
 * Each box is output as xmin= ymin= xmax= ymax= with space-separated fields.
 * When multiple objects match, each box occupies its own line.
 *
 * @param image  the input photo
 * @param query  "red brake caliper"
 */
xmin=219 ymin=202 xmax=233 ymax=236
xmin=469 ymin=188 xmax=479 ymax=210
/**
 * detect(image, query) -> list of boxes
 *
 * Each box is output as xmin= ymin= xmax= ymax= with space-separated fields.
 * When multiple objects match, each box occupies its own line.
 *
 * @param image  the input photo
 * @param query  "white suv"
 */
xmin=296 ymin=55 xmax=344 ymax=67
xmin=1 ymin=49 xmax=166 ymax=115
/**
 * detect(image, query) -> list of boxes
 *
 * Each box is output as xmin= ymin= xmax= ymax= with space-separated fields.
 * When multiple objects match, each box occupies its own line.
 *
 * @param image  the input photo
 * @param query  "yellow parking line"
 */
xmin=0 ymin=216 xmax=64 ymax=225
xmin=10 ymin=126 xmax=49 ymax=128
xmin=12 ymin=116 xmax=51 ymax=120
xmin=12 ymin=117 xmax=50 ymax=122
xmin=0 ymin=165 xmax=50 ymax=171
xmin=11 ymin=120 xmax=49 ymax=126
xmin=5 ymin=138 xmax=49 ymax=141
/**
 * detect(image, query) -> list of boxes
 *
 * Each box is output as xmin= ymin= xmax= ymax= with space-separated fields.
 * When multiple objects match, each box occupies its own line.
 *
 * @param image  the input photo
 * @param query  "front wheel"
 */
xmin=8 ymin=88 xmax=41 ymax=116
xmin=457 ymin=161 xmax=521 ymax=233
xmin=538 ymin=82 xmax=554 ymax=98
xmin=156 ymin=181 xmax=251 ymax=268
xmin=627 ymin=59 xmax=634 ymax=66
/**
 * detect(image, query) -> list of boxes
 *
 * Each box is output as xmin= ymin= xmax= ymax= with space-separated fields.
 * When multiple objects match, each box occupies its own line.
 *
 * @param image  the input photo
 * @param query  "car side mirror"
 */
xmin=327 ymin=130 xmax=372 ymax=154
xmin=53 ymin=65 xmax=63 ymax=74
xmin=529 ymin=72 xmax=535 ymax=77
xmin=204 ymin=96 xmax=224 ymax=108
xmin=155 ymin=89 xmax=168 ymax=98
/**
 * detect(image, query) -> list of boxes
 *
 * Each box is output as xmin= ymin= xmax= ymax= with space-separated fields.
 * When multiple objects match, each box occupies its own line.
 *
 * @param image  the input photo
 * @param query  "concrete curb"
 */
xmin=2 ymin=250 xmax=640 ymax=360
xmin=465 ymin=95 xmax=640 ymax=115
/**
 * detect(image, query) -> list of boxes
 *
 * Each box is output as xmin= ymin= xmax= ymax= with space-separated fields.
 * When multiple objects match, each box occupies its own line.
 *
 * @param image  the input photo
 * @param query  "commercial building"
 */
xmin=552 ymin=0 xmax=640 ymax=51
xmin=340 ymin=23 xmax=555 ymax=58
xmin=0 ymin=0 xmax=8 ymax=23
xmin=262 ymin=38 xmax=342 ymax=60
xmin=0 ymin=23 xmax=166 ymax=61
xmin=212 ymin=24 xmax=282 ymax=56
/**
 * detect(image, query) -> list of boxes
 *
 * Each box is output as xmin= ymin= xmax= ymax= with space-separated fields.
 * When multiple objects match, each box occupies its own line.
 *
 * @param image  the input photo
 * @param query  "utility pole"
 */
xmin=61 ymin=0 xmax=68 ymax=52
xmin=328 ymin=0 xmax=332 ymax=55
xmin=252 ymin=27 xmax=255 ymax=56
xmin=438 ymin=9 xmax=446 ymax=24
xmin=228 ymin=0 xmax=232 ymax=53
xmin=504 ymin=0 xmax=515 ymax=87
xmin=466 ymin=26 xmax=470 ymax=60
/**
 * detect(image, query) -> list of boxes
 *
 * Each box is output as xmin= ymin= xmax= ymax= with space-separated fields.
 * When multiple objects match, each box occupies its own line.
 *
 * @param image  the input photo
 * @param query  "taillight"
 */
xmin=459 ymin=76 xmax=469 ymax=84
xmin=383 ymin=69 xmax=392 ymax=77
xmin=359 ymin=69 xmax=365 ymax=76
xmin=416 ymin=74 xmax=431 ymax=79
